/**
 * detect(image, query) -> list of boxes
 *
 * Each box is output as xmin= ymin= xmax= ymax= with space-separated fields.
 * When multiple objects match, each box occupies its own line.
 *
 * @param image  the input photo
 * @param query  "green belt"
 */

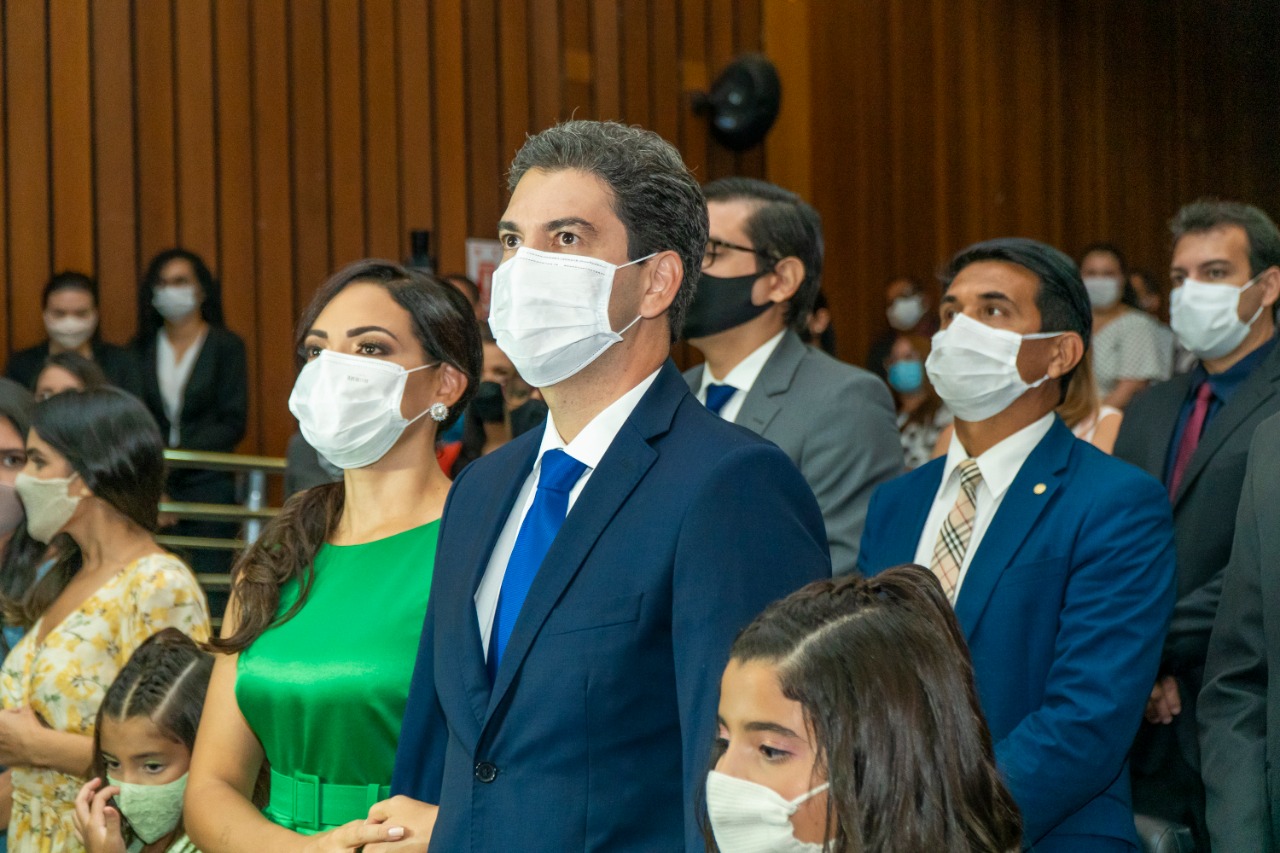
xmin=268 ymin=768 xmax=390 ymax=831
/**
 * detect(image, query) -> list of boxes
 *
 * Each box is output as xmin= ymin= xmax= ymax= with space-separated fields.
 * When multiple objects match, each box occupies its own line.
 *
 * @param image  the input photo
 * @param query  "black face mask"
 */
xmin=682 ymin=271 xmax=772 ymax=339
xmin=470 ymin=381 xmax=506 ymax=424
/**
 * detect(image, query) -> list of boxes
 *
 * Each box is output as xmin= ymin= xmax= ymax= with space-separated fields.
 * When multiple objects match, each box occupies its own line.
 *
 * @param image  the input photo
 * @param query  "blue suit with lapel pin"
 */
xmin=392 ymin=360 xmax=830 ymax=852
xmin=858 ymin=417 xmax=1176 ymax=850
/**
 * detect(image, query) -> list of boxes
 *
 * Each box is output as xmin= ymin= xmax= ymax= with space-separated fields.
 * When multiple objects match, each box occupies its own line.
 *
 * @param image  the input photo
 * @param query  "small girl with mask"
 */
xmin=73 ymin=628 xmax=212 ymax=853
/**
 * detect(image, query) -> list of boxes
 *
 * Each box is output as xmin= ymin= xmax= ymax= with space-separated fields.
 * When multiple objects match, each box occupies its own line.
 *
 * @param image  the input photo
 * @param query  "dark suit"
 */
xmin=1113 ymin=338 xmax=1280 ymax=837
xmin=859 ymin=419 xmax=1176 ymax=849
xmin=1198 ymin=412 xmax=1280 ymax=851
xmin=391 ymin=361 xmax=830 ymax=852
xmin=684 ymin=329 xmax=902 ymax=575
xmin=4 ymin=339 xmax=142 ymax=397
xmin=136 ymin=325 xmax=248 ymax=576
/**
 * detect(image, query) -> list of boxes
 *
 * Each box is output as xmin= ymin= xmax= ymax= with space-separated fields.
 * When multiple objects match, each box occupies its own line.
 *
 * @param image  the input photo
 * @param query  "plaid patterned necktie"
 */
xmin=930 ymin=459 xmax=983 ymax=603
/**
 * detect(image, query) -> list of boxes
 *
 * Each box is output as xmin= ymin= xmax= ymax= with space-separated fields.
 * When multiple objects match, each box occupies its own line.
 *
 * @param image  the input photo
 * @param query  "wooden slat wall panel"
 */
xmin=5 ymin=0 xmax=51 ymax=351
xmin=49 ymin=0 xmax=95 ymax=275
xmin=5 ymin=0 xmax=1272 ymax=455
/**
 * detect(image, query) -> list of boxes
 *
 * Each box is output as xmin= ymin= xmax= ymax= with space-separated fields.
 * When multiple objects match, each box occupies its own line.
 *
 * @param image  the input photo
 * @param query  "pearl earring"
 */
xmin=429 ymin=402 xmax=449 ymax=423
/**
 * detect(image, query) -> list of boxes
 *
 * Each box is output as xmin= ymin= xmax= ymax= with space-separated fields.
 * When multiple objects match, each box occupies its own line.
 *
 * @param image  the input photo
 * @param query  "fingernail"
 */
xmin=388 ymin=826 xmax=405 ymax=839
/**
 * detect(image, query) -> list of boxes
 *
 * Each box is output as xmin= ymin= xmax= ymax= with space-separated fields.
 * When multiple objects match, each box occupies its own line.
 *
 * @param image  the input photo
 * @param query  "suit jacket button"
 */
xmin=474 ymin=761 xmax=499 ymax=783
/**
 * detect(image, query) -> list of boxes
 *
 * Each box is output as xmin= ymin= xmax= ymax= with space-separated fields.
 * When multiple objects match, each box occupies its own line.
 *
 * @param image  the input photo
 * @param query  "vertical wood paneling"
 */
xmin=5 ymin=0 xmax=51 ymax=350
xmin=325 ymin=0 xmax=365 ymax=269
xmin=3 ymin=0 xmax=1273 ymax=457
xmin=213 ymin=0 xmax=258 ymax=450
xmin=362 ymin=0 xmax=401 ymax=262
xmin=134 ymin=0 xmax=177 ymax=262
xmin=174 ymin=0 xmax=218 ymax=262
xmin=250 ymin=0 xmax=295 ymax=459
xmin=464 ymin=0 xmax=502 ymax=247
xmin=429 ymin=0 xmax=468 ymax=276
xmin=92 ymin=0 xmax=138 ymax=343
xmin=396 ymin=0 xmax=434 ymax=264
xmin=49 ymin=0 xmax=95 ymax=274
xmin=287 ymin=0 xmax=330 ymax=312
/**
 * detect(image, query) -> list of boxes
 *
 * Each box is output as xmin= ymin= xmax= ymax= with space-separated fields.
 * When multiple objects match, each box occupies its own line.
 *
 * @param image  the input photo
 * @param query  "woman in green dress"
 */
xmin=184 ymin=261 xmax=481 ymax=853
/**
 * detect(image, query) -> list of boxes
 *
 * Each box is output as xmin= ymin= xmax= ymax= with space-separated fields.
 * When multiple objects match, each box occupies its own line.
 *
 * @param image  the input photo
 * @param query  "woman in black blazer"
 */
xmin=134 ymin=249 xmax=248 ymax=578
xmin=4 ymin=271 xmax=141 ymax=396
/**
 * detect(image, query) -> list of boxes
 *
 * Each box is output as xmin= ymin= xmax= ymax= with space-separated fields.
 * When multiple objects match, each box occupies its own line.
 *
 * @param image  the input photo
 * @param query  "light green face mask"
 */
xmin=107 ymin=772 xmax=188 ymax=844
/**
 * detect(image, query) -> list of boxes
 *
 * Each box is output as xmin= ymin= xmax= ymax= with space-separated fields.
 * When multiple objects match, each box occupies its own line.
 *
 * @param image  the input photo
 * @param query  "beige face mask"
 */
xmin=14 ymin=472 xmax=82 ymax=543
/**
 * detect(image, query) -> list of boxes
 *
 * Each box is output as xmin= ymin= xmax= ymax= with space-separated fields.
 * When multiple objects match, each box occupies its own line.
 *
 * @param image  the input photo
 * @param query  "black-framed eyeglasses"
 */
xmin=702 ymin=238 xmax=779 ymax=270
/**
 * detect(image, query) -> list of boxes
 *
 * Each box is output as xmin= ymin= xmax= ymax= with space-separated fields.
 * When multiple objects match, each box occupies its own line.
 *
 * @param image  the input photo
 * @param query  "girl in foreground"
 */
xmin=706 ymin=566 xmax=1022 ymax=853
xmin=73 ymin=629 xmax=213 ymax=853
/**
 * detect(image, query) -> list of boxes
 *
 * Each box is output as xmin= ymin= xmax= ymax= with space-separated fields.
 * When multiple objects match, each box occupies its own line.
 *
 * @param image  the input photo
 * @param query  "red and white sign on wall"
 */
xmin=466 ymin=238 xmax=504 ymax=320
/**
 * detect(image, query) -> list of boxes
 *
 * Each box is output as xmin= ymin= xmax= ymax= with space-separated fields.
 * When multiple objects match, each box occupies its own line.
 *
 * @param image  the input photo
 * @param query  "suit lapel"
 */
xmin=1173 ymin=347 xmax=1280 ymax=508
xmin=484 ymin=363 xmax=684 ymax=722
xmin=735 ymin=331 xmax=804 ymax=435
xmin=890 ymin=462 xmax=941 ymax=566
xmin=954 ymin=419 xmax=1073 ymax=638
xmin=684 ymin=363 xmax=704 ymax=393
xmin=450 ymin=435 xmax=539 ymax=732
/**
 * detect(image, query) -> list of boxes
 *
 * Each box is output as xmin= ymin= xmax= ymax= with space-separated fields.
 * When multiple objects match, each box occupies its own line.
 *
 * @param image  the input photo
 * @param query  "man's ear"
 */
xmin=639 ymin=251 xmax=683 ymax=318
xmin=1047 ymin=333 xmax=1085 ymax=380
xmin=759 ymin=257 xmax=804 ymax=305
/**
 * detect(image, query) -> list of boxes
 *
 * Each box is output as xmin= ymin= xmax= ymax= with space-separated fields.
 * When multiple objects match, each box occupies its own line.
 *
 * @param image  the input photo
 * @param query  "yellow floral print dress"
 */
xmin=0 ymin=554 xmax=210 ymax=853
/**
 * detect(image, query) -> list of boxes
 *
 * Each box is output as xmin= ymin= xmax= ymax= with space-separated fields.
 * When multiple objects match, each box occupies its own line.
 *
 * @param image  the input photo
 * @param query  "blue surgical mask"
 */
xmin=888 ymin=358 xmax=924 ymax=394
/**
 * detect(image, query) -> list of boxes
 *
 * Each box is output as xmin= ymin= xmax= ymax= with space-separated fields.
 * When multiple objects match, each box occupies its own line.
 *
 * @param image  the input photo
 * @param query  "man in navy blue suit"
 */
xmin=858 ymin=238 xmax=1176 ymax=852
xmin=374 ymin=121 xmax=830 ymax=852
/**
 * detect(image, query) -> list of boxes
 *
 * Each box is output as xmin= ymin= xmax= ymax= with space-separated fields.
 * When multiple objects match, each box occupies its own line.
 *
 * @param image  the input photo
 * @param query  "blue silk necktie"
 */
xmin=487 ymin=448 xmax=588 ymax=680
xmin=704 ymin=383 xmax=737 ymax=417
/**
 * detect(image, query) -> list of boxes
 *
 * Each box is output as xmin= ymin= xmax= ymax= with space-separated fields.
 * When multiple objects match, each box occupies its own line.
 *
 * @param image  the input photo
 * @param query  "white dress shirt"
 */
xmin=913 ymin=412 xmax=1056 ymax=598
xmin=156 ymin=328 xmax=207 ymax=447
xmin=474 ymin=368 xmax=661 ymax=656
xmin=695 ymin=330 xmax=786 ymax=423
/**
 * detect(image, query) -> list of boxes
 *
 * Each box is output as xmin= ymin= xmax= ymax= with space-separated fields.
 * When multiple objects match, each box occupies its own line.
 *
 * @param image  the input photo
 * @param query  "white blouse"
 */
xmin=156 ymin=328 xmax=207 ymax=446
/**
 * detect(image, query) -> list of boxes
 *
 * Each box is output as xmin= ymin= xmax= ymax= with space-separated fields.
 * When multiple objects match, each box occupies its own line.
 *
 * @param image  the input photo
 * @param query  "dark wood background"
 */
xmin=0 ymin=0 xmax=1275 ymax=456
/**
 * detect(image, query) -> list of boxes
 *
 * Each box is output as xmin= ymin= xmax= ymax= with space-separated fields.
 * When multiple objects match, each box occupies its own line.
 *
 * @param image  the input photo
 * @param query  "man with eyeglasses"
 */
xmin=682 ymin=177 xmax=901 ymax=575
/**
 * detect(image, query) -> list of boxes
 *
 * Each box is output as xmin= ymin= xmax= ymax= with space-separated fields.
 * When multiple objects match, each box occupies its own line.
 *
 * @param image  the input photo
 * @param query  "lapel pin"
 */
xmin=1033 ymin=483 xmax=1047 ymax=495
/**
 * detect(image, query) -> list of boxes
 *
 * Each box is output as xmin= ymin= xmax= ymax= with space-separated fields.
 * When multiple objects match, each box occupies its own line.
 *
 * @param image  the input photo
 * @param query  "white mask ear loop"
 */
xmin=401 ymin=361 xmax=442 ymax=424
xmin=612 ymin=252 xmax=659 ymax=338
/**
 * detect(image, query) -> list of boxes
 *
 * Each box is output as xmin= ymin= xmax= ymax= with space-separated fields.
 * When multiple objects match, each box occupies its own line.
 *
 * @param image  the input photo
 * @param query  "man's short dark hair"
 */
xmin=702 ymin=177 xmax=823 ymax=334
xmin=940 ymin=238 xmax=1091 ymax=399
xmin=508 ymin=121 xmax=708 ymax=341
xmin=1170 ymin=198 xmax=1280 ymax=278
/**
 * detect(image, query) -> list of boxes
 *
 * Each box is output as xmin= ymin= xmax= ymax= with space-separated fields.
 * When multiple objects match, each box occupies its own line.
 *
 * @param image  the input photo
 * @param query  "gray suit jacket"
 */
xmin=1199 ymin=411 xmax=1280 ymax=851
xmin=684 ymin=330 xmax=901 ymax=575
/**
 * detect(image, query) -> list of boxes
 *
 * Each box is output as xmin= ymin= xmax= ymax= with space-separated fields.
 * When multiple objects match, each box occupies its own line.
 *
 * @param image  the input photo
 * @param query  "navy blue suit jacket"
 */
xmin=392 ymin=361 xmax=830 ymax=851
xmin=858 ymin=418 xmax=1175 ymax=849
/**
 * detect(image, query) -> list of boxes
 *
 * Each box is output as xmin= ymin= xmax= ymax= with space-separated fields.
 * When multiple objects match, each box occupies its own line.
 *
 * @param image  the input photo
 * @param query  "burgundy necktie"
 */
xmin=1168 ymin=381 xmax=1213 ymax=499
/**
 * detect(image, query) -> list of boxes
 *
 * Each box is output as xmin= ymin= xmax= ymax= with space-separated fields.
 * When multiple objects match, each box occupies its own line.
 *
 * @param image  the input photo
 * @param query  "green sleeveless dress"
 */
xmin=235 ymin=521 xmax=438 ymax=834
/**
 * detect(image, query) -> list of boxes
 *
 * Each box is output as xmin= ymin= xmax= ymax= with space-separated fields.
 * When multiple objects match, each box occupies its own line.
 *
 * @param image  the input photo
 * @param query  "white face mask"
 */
xmin=45 ymin=314 xmax=97 ymax=350
xmin=706 ymin=770 xmax=830 ymax=853
xmin=152 ymin=284 xmax=201 ymax=321
xmin=925 ymin=313 xmax=1063 ymax=422
xmin=108 ymin=773 xmax=187 ymax=844
xmin=886 ymin=294 xmax=926 ymax=331
xmin=488 ymin=247 xmax=654 ymax=387
xmin=1170 ymin=275 xmax=1265 ymax=361
xmin=288 ymin=351 xmax=437 ymax=470
xmin=14 ymin=472 xmax=82 ymax=543
xmin=1082 ymin=276 xmax=1121 ymax=309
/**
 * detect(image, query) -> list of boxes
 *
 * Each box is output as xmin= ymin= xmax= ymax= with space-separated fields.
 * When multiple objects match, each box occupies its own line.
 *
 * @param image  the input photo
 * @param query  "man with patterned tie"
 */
xmin=1113 ymin=199 xmax=1280 ymax=847
xmin=858 ymin=237 xmax=1176 ymax=852
xmin=380 ymin=121 xmax=829 ymax=852
xmin=680 ymin=178 xmax=901 ymax=575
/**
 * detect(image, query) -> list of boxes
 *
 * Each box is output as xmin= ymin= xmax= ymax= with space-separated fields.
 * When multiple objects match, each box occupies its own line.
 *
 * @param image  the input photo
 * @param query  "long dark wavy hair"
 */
xmin=135 ymin=249 xmax=226 ymax=345
xmin=704 ymin=566 xmax=1022 ymax=853
xmin=212 ymin=260 xmax=482 ymax=654
xmin=2 ymin=388 xmax=167 ymax=629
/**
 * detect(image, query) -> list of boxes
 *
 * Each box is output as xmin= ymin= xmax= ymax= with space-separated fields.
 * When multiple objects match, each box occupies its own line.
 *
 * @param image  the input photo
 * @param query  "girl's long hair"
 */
xmin=706 ymin=566 xmax=1022 ymax=853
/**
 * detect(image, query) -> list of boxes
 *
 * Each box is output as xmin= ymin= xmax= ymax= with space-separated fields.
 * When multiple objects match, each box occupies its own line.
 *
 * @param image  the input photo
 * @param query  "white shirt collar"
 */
xmin=698 ymin=330 xmax=787 ymax=396
xmin=537 ymin=368 xmax=663 ymax=472
xmin=941 ymin=412 xmax=1056 ymax=502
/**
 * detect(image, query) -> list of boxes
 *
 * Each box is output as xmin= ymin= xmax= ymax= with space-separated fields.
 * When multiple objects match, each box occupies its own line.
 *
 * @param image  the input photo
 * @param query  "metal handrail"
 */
xmin=163 ymin=448 xmax=287 ymax=473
